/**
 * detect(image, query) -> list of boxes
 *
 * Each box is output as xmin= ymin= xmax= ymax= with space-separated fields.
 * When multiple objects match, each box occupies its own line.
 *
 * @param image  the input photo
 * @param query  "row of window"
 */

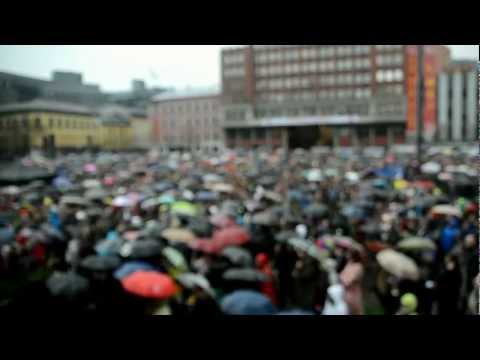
xmin=0 ymin=117 xmax=97 ymax=130
xmin=256 ymin=88 xmax=373 ymax=103
xmin=254 ymin=103 xmax=371 ymax=118
xmin=255 ymin=58 xmax=371 ymax=76
xmin=375 ymin=45 xmax=403 ymax=51
xmin=223 ymin=52 xmax=245 ymax=66
xmin=376 ymin=53 xmax=404 ymax=66
xmin=376 ymin=84 xmax=406 ymax=96
xmin=224 ymin=67 xmax=246 ymax=78
xmin=256 ymin=73 xmax=372 ymax=90
xmin=376 ymin=69 xmax=404 ymax=82
xmin=161 ymin=118 xmax=220 ymax=128
xmin=156 ymin=102 xmax=218 ymax=115
xmin=254 ymin=45 xmax=371 ymax=63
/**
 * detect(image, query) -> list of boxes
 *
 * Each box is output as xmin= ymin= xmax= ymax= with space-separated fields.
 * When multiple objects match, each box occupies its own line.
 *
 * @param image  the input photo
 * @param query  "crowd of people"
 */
xmin=0 ymin=146 xmax=478 ymax=315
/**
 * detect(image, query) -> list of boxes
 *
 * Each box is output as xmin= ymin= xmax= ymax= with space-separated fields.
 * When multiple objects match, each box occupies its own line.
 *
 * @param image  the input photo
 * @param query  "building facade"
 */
xmin=436 ymin=60 xmax=478 ymax=143
xmin=0 ymin=71 xmax=105 ymax=107
xmin=150 ymin=90 xmax=224 ymax=152
xmin=221 ymin=45 xmax=450 ymax=149
xmin=0 ymin=100 xmax=137 ymax=158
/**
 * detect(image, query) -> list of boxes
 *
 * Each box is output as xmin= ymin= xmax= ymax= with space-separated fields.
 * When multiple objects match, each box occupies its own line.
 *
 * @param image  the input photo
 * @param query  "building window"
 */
xmin=22 ymin=117 xmax=29 ymax=129
xmin=35 ymin=118 xmax=41 ymax=129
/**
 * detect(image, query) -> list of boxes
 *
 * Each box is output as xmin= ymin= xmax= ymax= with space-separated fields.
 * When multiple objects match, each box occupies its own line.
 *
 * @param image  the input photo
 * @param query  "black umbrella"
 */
xmin=80 ymin=255 xmax=121 ymax=272
xmin=222 ymin=268 xmax=268 ymax=283
xmin=274 ymin=230 xmax=297 ymax=243
xmin=188 ymin=218 xmax=212 ymax=238
xmin=258 ymin=176 xmax=277 ymax=187
xmin=221 ymin=246 xmax=253 ymax=267
xmin=120 ymin=240 xmax=164 ymax=259
xmin=304 ymin=203 xmax=329 ymax=219
xmin=46 ymin=271 xmax=90 ymax=299
xmin=40 ymin=223 xmax=66 ymax=242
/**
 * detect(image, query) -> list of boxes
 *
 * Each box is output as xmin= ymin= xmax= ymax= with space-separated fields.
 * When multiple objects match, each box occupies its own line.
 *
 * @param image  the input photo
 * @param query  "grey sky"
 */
xmin=0 ymin=45 xmax=477 ymax=92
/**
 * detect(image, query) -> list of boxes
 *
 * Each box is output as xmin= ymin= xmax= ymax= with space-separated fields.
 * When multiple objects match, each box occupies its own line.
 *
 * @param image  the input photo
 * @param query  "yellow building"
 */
xmin=0 ymin=100 xmax=99 ymax=157
xmin=96 ymin=105 xmax=133 ymax=150
xmin=0 ymin=100 xmax=136 ymax=157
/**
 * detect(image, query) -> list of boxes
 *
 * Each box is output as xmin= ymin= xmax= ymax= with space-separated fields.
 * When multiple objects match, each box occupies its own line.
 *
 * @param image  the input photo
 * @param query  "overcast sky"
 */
xmin=0 ymin=45 xmax=477 ymax=92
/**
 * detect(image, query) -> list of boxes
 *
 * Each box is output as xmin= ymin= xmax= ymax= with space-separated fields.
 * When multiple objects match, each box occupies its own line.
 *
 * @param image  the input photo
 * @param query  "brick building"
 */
xmin=150 ymin=89 xmax=224 ymax=152
xmin=221 ymin=45 xmax=450 ymax=149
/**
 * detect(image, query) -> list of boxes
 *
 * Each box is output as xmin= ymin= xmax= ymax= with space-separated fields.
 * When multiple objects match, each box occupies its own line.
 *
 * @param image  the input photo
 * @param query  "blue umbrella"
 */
xmin=221 ymin=290 xmax=276 ymax=315
xmin=53 ymin=176 xmax=73 ymax=190
xmin=372 ymin=178 xmax=390 ymax=189
xmin=0 ymin=225 xmax=15 ymax=245
xmin=95 ymin=239 xmax=123 ymax=257
xmin=113 ymin=261 xmax=156 ymax=280
xmin=196 ymin=191 xmax=219 ymax=202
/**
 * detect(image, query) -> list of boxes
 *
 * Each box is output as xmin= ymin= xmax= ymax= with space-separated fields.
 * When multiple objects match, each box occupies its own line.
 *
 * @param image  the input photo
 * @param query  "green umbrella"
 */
xmin=162 ymin=247 xmax=188 ymax=272
xmin=171 ymin=201 xmax=198 ymax=217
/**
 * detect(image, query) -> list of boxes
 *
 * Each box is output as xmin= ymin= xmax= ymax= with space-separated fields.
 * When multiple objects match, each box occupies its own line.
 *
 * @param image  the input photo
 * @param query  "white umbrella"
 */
xmin=421 ymin=162 xmax=441 ymax=174
xmin=305 ymin=169 xmax=323 ymax=182
xmin=376 ymin=249 xmax=420 ymax=281
xmin=397 ymin=237 xmax=437 ymax=252
xmin=345 ymin=171 xmax=360 ymax=183
xmin=1 ymin=186 xmax=21 ymax=196
xmin=431 ymin=205 xmax=462 ymax=217
xmin=112 ymin=196 xmax=133 ymax=208
xmin=82 ymin=179 xmax=102 ymax=189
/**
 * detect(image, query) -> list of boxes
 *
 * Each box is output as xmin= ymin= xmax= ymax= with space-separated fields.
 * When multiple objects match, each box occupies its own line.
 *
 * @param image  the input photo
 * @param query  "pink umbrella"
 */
xmin=210 ymin=214 xmax=236 ymax=229
xmin=84 ymin=163 xmax=97 ymax=174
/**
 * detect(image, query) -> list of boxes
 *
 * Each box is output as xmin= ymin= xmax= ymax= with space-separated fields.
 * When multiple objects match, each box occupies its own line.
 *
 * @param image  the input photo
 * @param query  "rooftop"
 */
xmin=152 ymin=86 xmax=220 ymax=102
xmin=0 ymin=99 xmax=94 ymax=116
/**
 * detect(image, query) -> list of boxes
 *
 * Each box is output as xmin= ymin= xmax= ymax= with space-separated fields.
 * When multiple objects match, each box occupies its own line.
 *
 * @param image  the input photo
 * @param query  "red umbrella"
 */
xmin=190 ymin=239 xmax=222 ymax=254
xmin=210 ymin=214 xmax=236 ymax=229
xmin=411 ymin=180 xmax=435 ymax=191
xmin=212 ymin=226 xmax=251 ymax=248
xmin=121 ymin=271 xmax=178 ymax=300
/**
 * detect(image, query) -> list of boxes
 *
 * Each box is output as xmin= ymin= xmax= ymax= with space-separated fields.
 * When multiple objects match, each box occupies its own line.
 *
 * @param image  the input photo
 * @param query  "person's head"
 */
xmin=464 ymin=234 xmax=476 ymax=249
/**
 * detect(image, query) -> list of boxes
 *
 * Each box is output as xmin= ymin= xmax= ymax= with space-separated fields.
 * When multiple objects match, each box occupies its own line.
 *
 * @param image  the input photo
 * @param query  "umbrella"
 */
xmin=154 ymin=181 xmax=176 ymax=193
xmin=121 ymin=271 xmax=177 ymax=300
xmin=340 ymin=206 xmax=366 ymax=221
xmin=221 ymin=246 xmax=253 ymax=267
xmin=360 ymin=222 xmax=382 ymax=236
xmin=258 ymin=176 xmax=277 ymax=187
xmin=421 ymin=162 xmax=441 ymax=174
xmin=83 ymin=163 xmax=97 ymax=173
xmin=80 ymin=255 xmax=121 ymax=272
xmin=274 ymin=230 xmax=297 ymax=243
xmin=208 ymin=183 xmax=235 ymax=194
xmin=0 ymin=225 xmax=15 ymax=245
xmin=303 ymin=169 xmax=323 ymax=182
xmin=203 ymin=174 xmax=223 ymax=184
xmin=397 ymin=237 xmax=437 ymax=252
xmin=82 ymin=179 xmax=102 ymax=189
xmin=304 ymin=203 xmax=329 ymax=219
xmin=210 ymin=213 xmax=236 ymax=229
xmin=431 ymin=205 xmax=462 ymax=218
xmin=161 ymin=228 xmax=196 ymax=243
xmin=60 ymin=195 xmax=90 ymax=208
xmin=251 ymin=210 xmax=278 ymax=226
xmin=262 ymin=190 xmax=283 ymax=203
xmin=277 ymin=309 xmax=315 ymax=315
xmin=376 ymin=249 xmax=420 ymax=281
xmin=40 ymin=223 xmax=66 ymax=242
xmin=222 ymin=268 xmax=268 ymax=283
xmin=170 ymin=201 xmax=198 ymax=217
xmin=1 ymin=185 xmax=21 ymax=196
xmin=319 ymin=235 xmax=363 ymax=252
xmin=324 ymin=168 xmax=339 ymax=178
xmin=372 ymin=178 xmax=389 ymax=189
xmin=162 ymin=246 xmax=188 ymax=271
xmin=53 ymin=176 xmax=73 ymax=190
xmin=175 ymin=273 xmax=215 ymax=297
xmin=95 ymin=239 xmax=124 ymax=257
xmin=196 ymin=191 xmax=220 ymax=202
xmin=345 ymin=171 xmax=360 ymax=183
xmin=46 ymin=272 xmax=90 ymax=299
xmin=113 ymin=261 xmax=156 ymax=280
xmin=158 ymin=194 xmax=176 ymax=205
xmin=112 ymin=195 xmax=133 ymax=208
xmin=212 ymin=226 xmax=251 ymax=248
xmin=188 ymin=218 xmax=212 ymax=238
xmin=365 ymin=241 xmax=390 ymax=253
xmin=85 ymin=188 xmax=109 ymax=201
xmin=121 ymin=240 xmax=164 ymax=259
xmin=221 ymin=290 xmax=276 ymax=315
xmin=287 ymin=237 xmax=327 ymax=262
